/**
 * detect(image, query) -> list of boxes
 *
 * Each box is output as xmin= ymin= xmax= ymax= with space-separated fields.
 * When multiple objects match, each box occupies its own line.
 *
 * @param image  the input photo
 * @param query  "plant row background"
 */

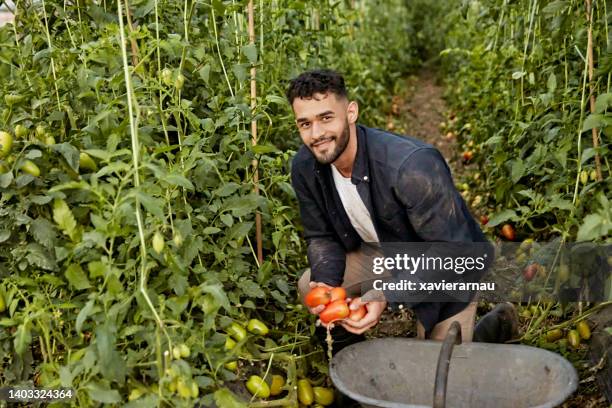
xmin=0 ymin=0 xmax=610 ymax=406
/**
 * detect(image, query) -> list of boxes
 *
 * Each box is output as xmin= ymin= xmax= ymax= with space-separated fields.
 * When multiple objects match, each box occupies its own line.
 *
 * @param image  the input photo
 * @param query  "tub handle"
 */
xmin=433 ymin=321 xmax=462 ymax=408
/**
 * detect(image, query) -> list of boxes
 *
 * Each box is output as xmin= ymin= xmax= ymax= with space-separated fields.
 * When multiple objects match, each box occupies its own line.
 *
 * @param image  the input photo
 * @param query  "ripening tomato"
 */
xmin=522 ymin=263 xmax=538 ymax=282
xmin=329 ymin=287 xmax=346 ymax=302
xmin=313 ymin=387 xmax=335 ymax=406
xmin=500 ymin=224 xmax=515 ymax=241
xmin=577 ymin=321 xmax=591 ymax=340
xmin=297 ymin=379 xmax=314 ymax=405
xmin=304 ymin=287 xmax=331 ymax=308
xmin=269 ymin=374 xmax=285 ymax=396
xmin=349 ymin=305 xmax=367 ymax=321
xmin=319 ymin=300 xmax=349 ymax=324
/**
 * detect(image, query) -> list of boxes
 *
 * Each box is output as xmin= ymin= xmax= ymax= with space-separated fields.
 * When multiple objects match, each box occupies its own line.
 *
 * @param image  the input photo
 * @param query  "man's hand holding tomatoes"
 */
xmin=339 ymin=290 xmax=387 ymax=335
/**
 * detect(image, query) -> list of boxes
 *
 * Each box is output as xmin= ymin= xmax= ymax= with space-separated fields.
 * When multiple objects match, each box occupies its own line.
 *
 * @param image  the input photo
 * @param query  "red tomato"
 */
xmin=523 ymin=263 xmax=538 ymax=282
xmin=501 ymin=224 xmax=516 ymax=241
xmin=319 ymin=300 xmax=349 ymax=324
xmin=348 ymin=305 xmax=367 ymax=321
xmin=329 ymin=287 xmax=346 ymax=302
xmin=304 ymin=287 xmax=331 ymax=308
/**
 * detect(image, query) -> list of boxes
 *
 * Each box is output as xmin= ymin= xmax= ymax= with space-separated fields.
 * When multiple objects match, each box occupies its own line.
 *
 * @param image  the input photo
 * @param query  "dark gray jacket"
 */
xmin=291 ymin=124 xmax=489 ymax=332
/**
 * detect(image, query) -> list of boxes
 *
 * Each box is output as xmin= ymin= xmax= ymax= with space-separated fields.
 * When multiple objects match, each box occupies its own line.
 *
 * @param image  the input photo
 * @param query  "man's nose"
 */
xmin=311 ymin=121 xmax=324 ymax=139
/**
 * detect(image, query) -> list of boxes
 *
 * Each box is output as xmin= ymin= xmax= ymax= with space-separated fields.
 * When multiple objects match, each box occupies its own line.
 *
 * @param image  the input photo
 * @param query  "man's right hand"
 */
xmin=305 ymin=281 xmax=333 ymax=315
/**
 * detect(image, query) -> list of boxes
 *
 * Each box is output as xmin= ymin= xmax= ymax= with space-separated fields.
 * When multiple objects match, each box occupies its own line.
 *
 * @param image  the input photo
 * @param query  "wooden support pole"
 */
xmin=248 ymin=0 xmax=263 ymax=265
xmin=586 ymin=0 xmax=603 ymax=181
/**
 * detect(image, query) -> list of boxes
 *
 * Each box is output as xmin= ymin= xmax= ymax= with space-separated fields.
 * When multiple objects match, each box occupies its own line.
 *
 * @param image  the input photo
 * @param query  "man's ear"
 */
xmin=347 ymin=101 xmax=359 ymax=124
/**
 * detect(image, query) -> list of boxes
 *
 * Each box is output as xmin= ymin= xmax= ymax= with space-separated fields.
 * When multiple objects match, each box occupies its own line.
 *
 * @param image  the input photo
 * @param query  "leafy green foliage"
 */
xmin=437 ymin=0 xmax=611 ymax=242
xmin=0 ymin=0 xmax=416 ymax=405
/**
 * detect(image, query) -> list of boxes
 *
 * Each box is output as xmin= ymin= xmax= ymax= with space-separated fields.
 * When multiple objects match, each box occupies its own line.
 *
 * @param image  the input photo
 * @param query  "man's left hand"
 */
xmin=339 ymin=292 xmax=387 ymax=335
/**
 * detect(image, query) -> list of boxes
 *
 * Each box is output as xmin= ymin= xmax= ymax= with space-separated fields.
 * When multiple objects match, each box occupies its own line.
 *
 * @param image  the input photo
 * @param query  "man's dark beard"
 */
xmin=311 ymin=120 xmax=350 ymax=164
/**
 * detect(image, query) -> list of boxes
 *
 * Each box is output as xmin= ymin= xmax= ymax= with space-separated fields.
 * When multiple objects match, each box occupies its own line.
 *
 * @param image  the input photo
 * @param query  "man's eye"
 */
xmin=322 ymin=116 xmax=332 ymax=121
xmin=300 ymin=122 xmax=310 ymax=128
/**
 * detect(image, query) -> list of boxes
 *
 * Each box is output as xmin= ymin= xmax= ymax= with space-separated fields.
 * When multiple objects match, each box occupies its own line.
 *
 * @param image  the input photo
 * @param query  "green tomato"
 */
xmin=79 ymin=152 xmax=98 ymax=172
xmin=176 ymin=379 xmax=192 ymax=398
xmin=21 ymin=160 xmax=40 ymax=177
xmin=175 ymin=73 xmax=185 ymax=90
xmin=14 ymin=124 xmax=27 ymax=138
xmin=4 ymin=94 xmax=24 ymax=105
xmin=36 ymin=125 xmax=46 ymax=138
xmin=152 ymin=232 xmax=165 ymax=254
xmin=247 ymin=318 xmax=269 ymax=336
xmin=44 ymin=136 xmax=55 ymax=146
xmin=297 ymin=379 xmax=314 ymax=405
xmin=224 ymin=361 xmax=238 ymax=371
xmin=227 ymin=322 xmax=246 ymax=341
xmin=313 ymin=387 xmax=335 ymax=406
xmin=246 ymin=375 xmax=270 ymax=399
xmin=161 ymin=68 xmax=173 ymax=86
xmin=179 ymin=343 xmax=190 ymax=358
xmin=0 ymin=131 xmax=13 ymax=158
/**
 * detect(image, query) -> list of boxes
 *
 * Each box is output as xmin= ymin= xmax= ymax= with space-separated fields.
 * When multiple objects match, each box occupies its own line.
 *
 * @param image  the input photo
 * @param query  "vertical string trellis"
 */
xmin=248 ymin=0 xmax=263 ymax=265
xmin=116 ymin=0 xmax=170 ymax=381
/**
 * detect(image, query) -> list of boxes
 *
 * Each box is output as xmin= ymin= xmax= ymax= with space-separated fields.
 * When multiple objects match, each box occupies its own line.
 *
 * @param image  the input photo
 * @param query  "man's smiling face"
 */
xmin=292 ymin=92 xmax=351 ymax=164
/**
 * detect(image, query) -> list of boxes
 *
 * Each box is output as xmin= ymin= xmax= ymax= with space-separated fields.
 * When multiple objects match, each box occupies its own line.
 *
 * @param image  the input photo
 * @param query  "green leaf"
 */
xmin=594 ymin=93 xmax=612 ymax=113
xmin=31 ymin=217 xmax=57 ymax=248
xmin=577 ymin=213 xmax=610 ymax=241
xmin=487 ymin=209 xmax=517 ymax=227
xmin=87 ymin=383 xmax=121 ymax=404
xmin=0 ymin=172 xmax=13 ymax=188
xmin=220 ymin=213 xmax=233 ymax=227
xmin=0 ymin=230 xmax=10 ymax=243
xmin=14 ymin=322 xmax=32 ymax=355
xmin=52 ymin=143 xmax=80 ymax=171
xmin=512 ymin=71 xmax=526 ymax=79
xmin=53 ymin=199 xmax=79 ymax=242
xmin=214 ymin=388 xmax=247 ymax=408
xmin=251 ymin=144 xmax=279 ymax=154
xmin=547 ymin=73 xmax=556 ymax=93
xmin=265 ymin=95 xmax=287 ymax=105
xmin=227 ymin=221 xmax=254 ymax=242
xmin=26 ymin=243 xmax=56 ymax=270
xmin=215 ymin=182 xmax=240 ymax=197
xmin=242 ymin=44 xmax=258 ymax=64
xmin=238 ymin=279 xmax=265 ymax=298
xmin=164 ymin=174 xmax=194 ymax=190
xmin=203 ymin=227 xmax=221 ymax=234
xmin=76 ymin=300 xmax=95 ymax=333
xmin=542 ymin=1 xmax=568 ymax=15
xmin=198 ymin=64 xmax=211 ymax=83
xmin=582 ymin=114 xmax=605 ymax=132
xmin=135 ymin=192 xmax=165 ymax=219
xmin=202 ymin=284 xmax=230 ymax=312
xmin=66 ymin=264 xmax=91 ymax=290
xmin=511 ymin=160 xmax=525 ymax=183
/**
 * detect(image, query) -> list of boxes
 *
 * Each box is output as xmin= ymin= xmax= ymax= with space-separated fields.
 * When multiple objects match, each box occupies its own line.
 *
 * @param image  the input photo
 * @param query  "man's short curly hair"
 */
xmin=286 ymin=69 xmax=348 ymax=105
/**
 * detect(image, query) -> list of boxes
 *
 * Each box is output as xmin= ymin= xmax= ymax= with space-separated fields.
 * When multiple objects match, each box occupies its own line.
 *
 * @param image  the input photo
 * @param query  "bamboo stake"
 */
xmin=586 ymin=0 xmax=603 ymax=181
xmin=248 ymin=0 xmax=263 ymax=265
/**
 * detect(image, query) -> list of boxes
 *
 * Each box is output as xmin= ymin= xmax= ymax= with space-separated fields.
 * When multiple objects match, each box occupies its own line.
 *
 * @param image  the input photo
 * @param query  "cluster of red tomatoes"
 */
xmin=304 ymin=286 xmax=367 ymax=324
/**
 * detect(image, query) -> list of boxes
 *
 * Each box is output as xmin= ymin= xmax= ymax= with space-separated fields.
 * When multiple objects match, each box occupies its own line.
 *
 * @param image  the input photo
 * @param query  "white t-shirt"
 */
xmin=331 ymin=165 xmax=379 ymax=242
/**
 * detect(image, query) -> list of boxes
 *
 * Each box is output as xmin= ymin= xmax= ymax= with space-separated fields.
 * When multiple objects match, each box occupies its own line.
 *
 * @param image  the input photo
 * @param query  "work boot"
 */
xmin=473 ymin=302 xmax=519 ymax=343
xmin=314 ymin=325 xmax=365 ymax=356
